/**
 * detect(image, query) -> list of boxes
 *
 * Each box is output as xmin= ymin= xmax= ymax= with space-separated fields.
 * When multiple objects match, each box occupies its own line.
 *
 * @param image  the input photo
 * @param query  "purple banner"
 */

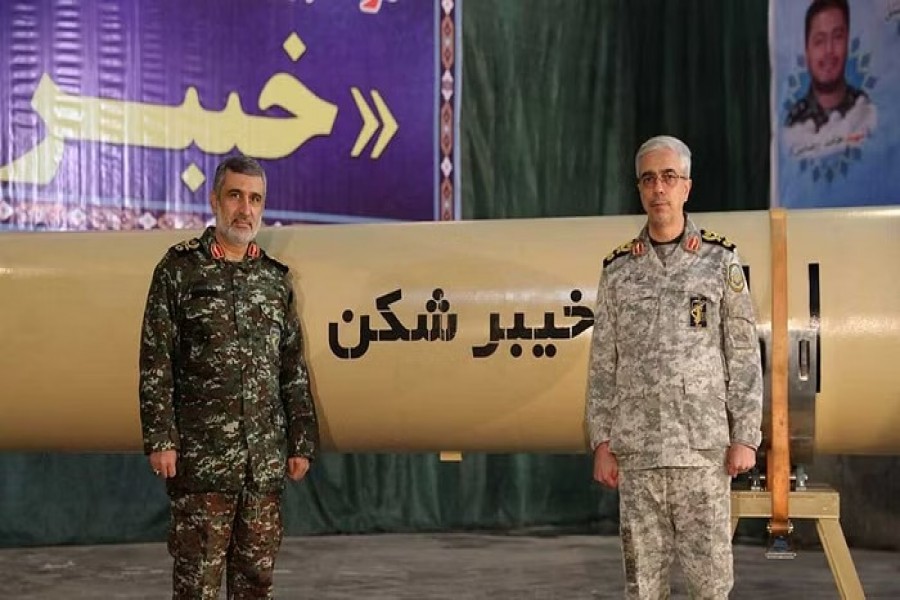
xmin=0 ymin=0 xmax=461 ymax=230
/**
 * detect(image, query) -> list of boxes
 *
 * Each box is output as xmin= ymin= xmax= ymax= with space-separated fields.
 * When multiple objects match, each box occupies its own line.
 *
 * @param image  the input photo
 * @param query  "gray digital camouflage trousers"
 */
xmin=168 ymin=489 xmax=283 ymax=599
xmin=618 ymin=466 xmax=732 ymax=600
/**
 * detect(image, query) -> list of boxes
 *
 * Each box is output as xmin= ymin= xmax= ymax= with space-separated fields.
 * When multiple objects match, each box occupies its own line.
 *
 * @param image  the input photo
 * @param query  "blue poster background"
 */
xmin=0 ymin=0 xmax=460 ymax=229
xmin=771 ymin=0 xmax=900 ymax=208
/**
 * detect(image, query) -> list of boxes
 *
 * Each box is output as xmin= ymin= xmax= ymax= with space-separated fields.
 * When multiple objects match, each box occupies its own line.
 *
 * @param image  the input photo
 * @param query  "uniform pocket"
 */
xmin=182 ymin=289 xmax=229 ymax=322
xmin=725 ymin=315 xmax=756 ymax=350
xmin=256 ymin=302 xmax=284 ymax=359
xmin=684 ymin=377 xmax=730 ymax=449
xmin=608 ymin=386 xmax=650 ymax=455
xmin=615 ymin=283 xmax=657 ymax=342
xmin=180 ymin=294 xmax=231 ymax=358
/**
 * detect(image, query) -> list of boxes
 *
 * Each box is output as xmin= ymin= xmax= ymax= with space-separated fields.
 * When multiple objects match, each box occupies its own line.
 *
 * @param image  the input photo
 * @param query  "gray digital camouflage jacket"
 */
xmin=585 ymin=216 xmax=763 ymax=470
xmin=139 ymin=227 xmax=318 ymax=493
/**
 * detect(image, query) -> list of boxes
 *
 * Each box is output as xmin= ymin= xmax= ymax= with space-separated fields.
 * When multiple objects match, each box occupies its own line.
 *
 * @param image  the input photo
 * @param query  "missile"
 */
xmin=1 ymin=207 xmax=898 ymax=457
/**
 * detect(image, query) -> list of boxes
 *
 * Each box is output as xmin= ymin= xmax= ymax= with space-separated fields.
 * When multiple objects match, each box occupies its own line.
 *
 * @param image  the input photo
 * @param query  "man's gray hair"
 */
xmin=635 ymin=135 xmax=692 ymax=177
xmin=212 ymin=155 xmax=267 ymax=197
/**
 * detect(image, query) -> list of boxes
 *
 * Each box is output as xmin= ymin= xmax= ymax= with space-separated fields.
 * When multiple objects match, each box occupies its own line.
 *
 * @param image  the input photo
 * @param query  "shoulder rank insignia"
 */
xmin=700 ymin=229 xmax=736 ymax=251
xmin=172 ymin=238 xmax=201 ymax=253
xmin=603 ymin=240 xmax=635 ymax=268
xmin=684 ymin=234 xmax=701 ymax=253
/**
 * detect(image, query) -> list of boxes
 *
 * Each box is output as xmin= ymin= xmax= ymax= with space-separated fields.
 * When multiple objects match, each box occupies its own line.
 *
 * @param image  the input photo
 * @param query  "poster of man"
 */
xmin=772 ymin=0 xmax=899 ymax=208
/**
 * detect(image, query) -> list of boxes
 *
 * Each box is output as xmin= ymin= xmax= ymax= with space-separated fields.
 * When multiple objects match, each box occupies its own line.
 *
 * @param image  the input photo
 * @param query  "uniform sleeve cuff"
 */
xmin=731 ymin=439 xmax=758 ymax=451
xmin=144 ymin=429 xmax=179 ymax=454
xmin=290 ymin=439 xmax=317 ymax=461
xmin=590 ymin=438 xmax=610 ymax=452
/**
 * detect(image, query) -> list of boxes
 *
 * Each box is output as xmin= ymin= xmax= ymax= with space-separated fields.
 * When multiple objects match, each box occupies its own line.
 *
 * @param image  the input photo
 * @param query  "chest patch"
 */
xmin=690 ymin=296 xmax=708 ymax=328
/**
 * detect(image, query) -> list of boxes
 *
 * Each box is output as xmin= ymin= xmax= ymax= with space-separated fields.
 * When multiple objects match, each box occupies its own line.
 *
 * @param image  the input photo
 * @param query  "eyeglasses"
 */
xmin=637 ymin=170 xmax=688 ymax=190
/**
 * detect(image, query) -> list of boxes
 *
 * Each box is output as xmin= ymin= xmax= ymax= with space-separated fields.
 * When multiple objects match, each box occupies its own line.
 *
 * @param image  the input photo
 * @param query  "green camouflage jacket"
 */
xmin=139 ymin=227 xmax=319 ymax=493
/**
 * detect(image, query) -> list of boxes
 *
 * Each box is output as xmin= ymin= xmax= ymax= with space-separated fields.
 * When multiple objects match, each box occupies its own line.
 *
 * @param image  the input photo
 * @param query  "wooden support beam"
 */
xmin=768 ymin=208 xmax=791 ymax=537
xmin=731 ymin=489 xmax=865 ymax=599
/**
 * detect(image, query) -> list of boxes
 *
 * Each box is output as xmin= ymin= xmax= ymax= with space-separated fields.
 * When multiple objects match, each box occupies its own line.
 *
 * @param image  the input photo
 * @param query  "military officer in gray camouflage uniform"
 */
xmin=585 ymin=136 xmax=762 ymax=599
xmin=140 ymin=155 xmax=319 ymax=599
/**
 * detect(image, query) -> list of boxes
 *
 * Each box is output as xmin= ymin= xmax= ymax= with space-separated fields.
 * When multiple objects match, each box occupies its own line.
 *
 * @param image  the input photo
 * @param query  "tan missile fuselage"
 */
xmin=1 ymin=208 xmax=898 ymax=455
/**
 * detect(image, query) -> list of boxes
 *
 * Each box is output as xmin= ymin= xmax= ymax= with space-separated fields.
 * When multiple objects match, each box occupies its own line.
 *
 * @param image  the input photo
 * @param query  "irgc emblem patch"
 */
xmin=727 ymin=263 xmax=745 ymax=293
xmin=690 ymin=296 xmax=708 ymax=328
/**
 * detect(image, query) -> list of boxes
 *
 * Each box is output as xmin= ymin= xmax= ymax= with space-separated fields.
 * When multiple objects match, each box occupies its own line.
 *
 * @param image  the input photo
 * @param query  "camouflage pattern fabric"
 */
xmin=619 ymin=467 xmax=732 ymax=600
xmin=585 ymin=216 xmax=763 ymax=468
xmin=585 ymin=215 xmax=763 ymax=598
xmin=169 ymin=490 xmax=282 ymax=599
xmin=785 ymin=84 xmax=867 ymax=133
xmin=139 ymin=226 xmax=319 ymax=494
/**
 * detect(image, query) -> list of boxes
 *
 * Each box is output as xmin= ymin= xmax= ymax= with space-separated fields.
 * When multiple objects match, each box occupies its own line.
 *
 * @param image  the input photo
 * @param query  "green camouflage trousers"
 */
xmin=618 ymin=466 xmax=732 ymax=600
xmin=168 ymin=490 xmax=283 ymax=599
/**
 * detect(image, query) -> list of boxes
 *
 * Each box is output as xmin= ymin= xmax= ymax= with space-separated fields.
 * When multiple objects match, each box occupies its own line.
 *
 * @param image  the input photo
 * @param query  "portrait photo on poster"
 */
xmin=781 ymin=0 xmax=878 ymax=161
xmin=773 ymin=0 xmax=900 ymax=207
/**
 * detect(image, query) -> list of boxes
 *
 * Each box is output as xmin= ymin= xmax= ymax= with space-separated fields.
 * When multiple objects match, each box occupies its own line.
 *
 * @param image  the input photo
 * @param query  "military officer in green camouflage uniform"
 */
xmin=140 ymin=155 xmax=319 ymax=599
xmin=585 ymin=136 xmax=762 ymax=599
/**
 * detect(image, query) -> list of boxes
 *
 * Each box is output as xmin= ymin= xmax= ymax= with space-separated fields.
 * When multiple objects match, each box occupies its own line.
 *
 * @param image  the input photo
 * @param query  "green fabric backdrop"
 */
xmin=462 ymin=0 xmax=769 ymax=219
xmin=0 ymin=0 xmax=769 ymax=547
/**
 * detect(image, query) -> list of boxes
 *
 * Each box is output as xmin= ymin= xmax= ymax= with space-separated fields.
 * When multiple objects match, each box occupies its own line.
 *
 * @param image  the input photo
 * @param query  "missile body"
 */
xmin=1 ymin=208 xmax=898 ymax=455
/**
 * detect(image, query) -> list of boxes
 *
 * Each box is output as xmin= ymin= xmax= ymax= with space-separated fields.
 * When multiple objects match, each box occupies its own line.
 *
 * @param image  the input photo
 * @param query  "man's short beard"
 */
xmin=220 ymin=221 xmax=259 ymax=245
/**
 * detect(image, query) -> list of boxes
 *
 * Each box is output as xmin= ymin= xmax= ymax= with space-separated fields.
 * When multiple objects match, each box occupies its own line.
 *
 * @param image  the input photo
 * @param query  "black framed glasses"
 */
xmin=637 ymin=170 xmax=688 ymax=190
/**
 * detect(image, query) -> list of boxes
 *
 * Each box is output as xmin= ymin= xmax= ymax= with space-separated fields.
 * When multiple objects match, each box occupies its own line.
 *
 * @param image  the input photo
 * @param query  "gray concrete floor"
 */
xmin=1 ymin=533 xmax=898 ymax=599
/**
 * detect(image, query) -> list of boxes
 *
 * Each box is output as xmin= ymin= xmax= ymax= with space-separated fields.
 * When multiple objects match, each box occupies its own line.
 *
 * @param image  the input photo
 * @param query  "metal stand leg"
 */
xmin=817 ymin=519 xmax=866 ymax=599
xmin=731 ymin=487 xmax=866 ymax=599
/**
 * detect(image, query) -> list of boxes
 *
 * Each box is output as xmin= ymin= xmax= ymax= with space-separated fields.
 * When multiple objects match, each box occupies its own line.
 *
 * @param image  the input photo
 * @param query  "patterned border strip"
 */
xmin=438 ymin=0 xmax=458 ymax=221
xmin=0 ymin=198 xmax=405 ymax=231
xmin=0 ymin=201 xmax=206 ymax=231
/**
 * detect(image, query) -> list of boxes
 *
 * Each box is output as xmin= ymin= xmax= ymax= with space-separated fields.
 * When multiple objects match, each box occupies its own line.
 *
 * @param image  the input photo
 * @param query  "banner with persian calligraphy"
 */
xmin=770 ymin=0 xmax=900 ymax=208
xmin=0 ymin=0 xmax=461 ymax=231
